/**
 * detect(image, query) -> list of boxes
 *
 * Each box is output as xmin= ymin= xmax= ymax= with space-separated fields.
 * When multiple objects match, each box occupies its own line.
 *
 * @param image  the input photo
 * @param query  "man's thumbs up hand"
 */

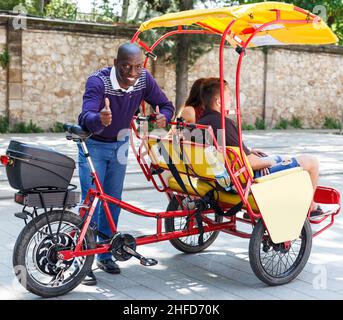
xmin=100 ymin=97 xmax=112 ymax=127
xmin=155 ymin=105 xmax=167 ymax=128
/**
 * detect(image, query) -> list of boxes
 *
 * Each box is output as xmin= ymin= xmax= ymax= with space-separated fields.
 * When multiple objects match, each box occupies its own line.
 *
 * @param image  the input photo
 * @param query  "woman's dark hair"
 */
xmin=184 ymin=78 xmax=207 ymax=108
xmin=200 ymin=78 xmax=229 ymax=111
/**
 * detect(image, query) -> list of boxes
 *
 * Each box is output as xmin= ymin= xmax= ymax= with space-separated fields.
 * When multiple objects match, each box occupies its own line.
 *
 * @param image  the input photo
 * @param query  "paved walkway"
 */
xmin=0 ymin=130 xmax=343 ymax=300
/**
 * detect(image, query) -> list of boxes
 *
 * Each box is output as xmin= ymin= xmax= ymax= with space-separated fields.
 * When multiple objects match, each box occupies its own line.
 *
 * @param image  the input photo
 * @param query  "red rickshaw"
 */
xmin=1 ymin=2 xmax=340 ymax=297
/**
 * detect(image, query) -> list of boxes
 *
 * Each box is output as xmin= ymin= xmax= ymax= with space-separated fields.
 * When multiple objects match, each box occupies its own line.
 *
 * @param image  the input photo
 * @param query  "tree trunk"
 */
xmin=120 ymin=0 xmax=130 ymax=22
xmin=175 ymin=35 xmax=190 ymax=114
xmin=175 ymin=0 xmax=193 ymax=114
xmin=40 ymin=0 xmax=51 ymax=14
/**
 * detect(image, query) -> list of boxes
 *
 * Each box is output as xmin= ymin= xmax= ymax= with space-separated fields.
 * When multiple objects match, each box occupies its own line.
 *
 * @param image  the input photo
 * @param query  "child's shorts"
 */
xmin=254 ymin=155 xmax=300 ymax=178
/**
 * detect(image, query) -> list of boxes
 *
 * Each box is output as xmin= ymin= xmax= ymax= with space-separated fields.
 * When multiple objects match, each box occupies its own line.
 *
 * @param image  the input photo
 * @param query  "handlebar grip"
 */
xmin=145 ymin=51 xmax=157 ymax=61
xmin=135 ymin=114 xmax=157 ymax=123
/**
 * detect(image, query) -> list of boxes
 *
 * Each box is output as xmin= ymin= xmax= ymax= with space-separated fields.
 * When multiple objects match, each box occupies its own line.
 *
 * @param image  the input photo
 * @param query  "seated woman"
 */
xmin=177 ymin=77 xmax=207 ymax=123
xmin=197 ymin=78 xmax=321 ymax=215
xmin=163 ymin=78 xmax=208 ymax=184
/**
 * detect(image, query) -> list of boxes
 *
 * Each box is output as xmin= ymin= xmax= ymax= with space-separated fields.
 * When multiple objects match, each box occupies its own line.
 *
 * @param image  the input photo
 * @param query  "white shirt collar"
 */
xmin=110 ymin=66 xmax=139 ymax=93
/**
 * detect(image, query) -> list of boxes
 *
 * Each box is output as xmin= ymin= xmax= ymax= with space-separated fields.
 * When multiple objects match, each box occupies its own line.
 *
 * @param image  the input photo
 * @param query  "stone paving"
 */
xmin=0 ymin=130 xmax=342 ymax=300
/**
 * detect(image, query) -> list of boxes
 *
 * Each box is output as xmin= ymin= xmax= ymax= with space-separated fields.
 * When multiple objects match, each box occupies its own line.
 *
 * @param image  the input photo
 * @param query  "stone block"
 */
xmin=8 ymin=29 xmax=22 ymax=42
xmin=0 ymin=32 xmax=6 ymax=45
xmin=9 ymin=56 xmax=22 ymax=69
xmin=0 ymin=70 xmax=6 ymax=82
xmin=8 ymin=43 xmax=22 ymax=57
xmin=9 ymin=69 xmax=22 ymax=83
xmin=9 ymin=99 xmax=22 ymax=111
xmin=0 ymin=90 xmax=6 ymax=113
xmin=8 ymin=83 xmax=22 ymax=100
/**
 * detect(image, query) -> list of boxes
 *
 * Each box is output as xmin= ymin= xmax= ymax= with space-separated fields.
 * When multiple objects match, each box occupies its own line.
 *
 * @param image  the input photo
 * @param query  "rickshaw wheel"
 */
xmin=12 ymin=210 xmax=95 ymax=298
xmin=249 ymin=219 xmax=312 ymax=286
xmin=165 ymin=196 xmax=223 ymax=253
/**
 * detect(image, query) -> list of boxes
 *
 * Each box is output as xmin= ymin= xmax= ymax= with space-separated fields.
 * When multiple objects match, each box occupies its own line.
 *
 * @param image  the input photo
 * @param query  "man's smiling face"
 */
xmin=114 ymin=52 xmax=144 ymax=89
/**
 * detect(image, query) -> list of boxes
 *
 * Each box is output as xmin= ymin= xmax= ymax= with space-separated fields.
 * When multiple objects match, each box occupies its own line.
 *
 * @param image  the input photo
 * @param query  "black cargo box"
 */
xmin=6 ymin=140 xmax=75 ymax=191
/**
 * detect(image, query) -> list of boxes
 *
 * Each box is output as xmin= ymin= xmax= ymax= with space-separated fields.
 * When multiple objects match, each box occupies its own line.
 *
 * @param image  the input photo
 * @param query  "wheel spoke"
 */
xmin=24 ymin=220 xmax=89 ymax=288
xmin=258 ymin=227 xmax=306 ymax=278
xmin=175 ymin=214 xmax=216 ymax=247
xmin=167 ymin=199 xmax=222 ymax=252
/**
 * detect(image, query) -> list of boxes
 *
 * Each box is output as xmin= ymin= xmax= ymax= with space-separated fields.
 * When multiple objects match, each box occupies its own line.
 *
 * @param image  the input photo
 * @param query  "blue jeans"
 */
xmin=78 ymin=137 xmax=129 ymax=261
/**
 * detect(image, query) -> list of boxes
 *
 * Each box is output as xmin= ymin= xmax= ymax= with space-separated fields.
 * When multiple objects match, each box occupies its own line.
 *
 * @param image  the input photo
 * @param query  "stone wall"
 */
xmin=21 ymin=29 xmax=128 ymax=129
xmin=0 ymin=16 xmax=342 ymax=130
xmin=189 ymin=46 xmax=265 ymax=124
xmin=265 ymin=48 xmax=343 ymax=128
xmin=0 ymin=26 xmax=7 ymax=116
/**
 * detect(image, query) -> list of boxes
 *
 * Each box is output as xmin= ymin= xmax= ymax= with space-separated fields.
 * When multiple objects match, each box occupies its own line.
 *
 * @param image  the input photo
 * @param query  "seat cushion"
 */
xmin=168 ymin=174 xmax=259 ymax=211
xmin=168 ymin=168 xmax=303 ymax=212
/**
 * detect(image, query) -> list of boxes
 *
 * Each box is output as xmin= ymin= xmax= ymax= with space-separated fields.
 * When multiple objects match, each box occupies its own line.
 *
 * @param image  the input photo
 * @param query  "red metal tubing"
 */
xmin=219 ymin=19 xmax=236 ymax=150
xmin=149 ymin=29 xmax=216 ymax=52
xmin=136 ymin=39 xmax=151 ymax=52
xmin=294 ymin=6 xmax=317 ymax=19
xmin=243 ymin=19 xmax=314 ymax=48
xmin=60 ymin=245 xmax=112 ymax=260
xmin=142 ymin=29 xmax=217 ymax=68
xmin=221 ymin=228 xmax=252 ymax=239
xmin=60 ymin=219 xmax=235 ymax=259
xmin=92 ymin=173 xmax=117 ymax=233
xmin=98 ymin=192 xmax=222 ymax=219
xmin=130 ymin=122 xmax=153 ymax=182
xmin=131 ymin=30 xmax=141 ymax=43
xmin=75 ymin=196 xmax=100 ymax=251
xmin=218 ymin=20 xmax=256 ymax=219
xmin=312 ymin=215 xmax=336 ymax=237
xmin=135 ymin=221 xmax=235 ymax=246
xmin=235 ymin=51 xmax=253 ymax=183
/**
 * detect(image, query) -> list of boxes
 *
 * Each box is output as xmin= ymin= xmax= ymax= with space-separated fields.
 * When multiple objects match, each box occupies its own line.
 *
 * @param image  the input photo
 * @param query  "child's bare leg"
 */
xmin=296 ymin=155 xmax=319 ymax=211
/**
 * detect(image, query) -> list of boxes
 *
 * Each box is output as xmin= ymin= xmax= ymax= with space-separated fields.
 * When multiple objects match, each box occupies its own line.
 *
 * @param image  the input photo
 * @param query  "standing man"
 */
xmin=78 ymin=43 xmax=174 ymax=285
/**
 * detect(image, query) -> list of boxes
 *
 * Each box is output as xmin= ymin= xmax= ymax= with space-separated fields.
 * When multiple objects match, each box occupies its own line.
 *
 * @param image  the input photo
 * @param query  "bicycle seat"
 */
xmin=63 ymin=123 xmax=91 ymax=140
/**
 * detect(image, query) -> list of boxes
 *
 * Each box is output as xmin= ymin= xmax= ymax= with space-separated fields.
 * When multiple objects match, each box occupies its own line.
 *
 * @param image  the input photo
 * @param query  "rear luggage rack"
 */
xmin=14 ymin=185 xmax=80 ymax=209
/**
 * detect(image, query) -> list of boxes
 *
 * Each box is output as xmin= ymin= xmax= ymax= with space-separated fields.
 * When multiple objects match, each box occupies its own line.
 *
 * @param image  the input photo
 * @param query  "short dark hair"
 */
xmin=200 ymin=78 xmax=228 ymax=111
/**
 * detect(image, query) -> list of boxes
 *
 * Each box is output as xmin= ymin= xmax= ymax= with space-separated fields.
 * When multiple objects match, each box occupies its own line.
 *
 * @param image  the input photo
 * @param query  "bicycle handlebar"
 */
xmin=133 ymin=115 xmax=208 ymax=131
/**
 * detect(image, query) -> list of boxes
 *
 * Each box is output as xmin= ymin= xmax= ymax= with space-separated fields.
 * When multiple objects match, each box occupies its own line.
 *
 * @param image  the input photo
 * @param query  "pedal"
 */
xmin=122 ymin=245 xmax=158 ymax=267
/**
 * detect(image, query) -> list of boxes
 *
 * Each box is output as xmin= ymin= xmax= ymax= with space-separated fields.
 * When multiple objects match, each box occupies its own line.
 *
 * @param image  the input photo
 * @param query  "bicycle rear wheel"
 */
xmin=249 ymin=219 xmax=312 ymax=286
xmin=13 ymin=210 xmax=95 ymax=298
xmin=165 ymin=196 xmax=223 ymax=253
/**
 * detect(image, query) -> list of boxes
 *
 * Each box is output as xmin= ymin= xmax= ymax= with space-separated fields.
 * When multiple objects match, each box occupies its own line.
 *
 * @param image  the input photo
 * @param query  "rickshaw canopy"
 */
xmin=138 ymin=1 xmax=338 ymax=47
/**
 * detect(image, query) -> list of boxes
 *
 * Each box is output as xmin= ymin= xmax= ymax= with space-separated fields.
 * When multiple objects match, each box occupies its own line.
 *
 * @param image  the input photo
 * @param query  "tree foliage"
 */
xmin=45 ymin=0 xmax=77 ymax=20
xmin=0 ymin=0 xmax=24 ymax=11
xmin=0 ymin=0 xmax=78 ymax=20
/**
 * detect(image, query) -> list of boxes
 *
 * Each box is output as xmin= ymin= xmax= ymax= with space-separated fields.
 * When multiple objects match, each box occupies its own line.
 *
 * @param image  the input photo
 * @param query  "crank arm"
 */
xmin=122 ymin=245 xmax=158 ymax=267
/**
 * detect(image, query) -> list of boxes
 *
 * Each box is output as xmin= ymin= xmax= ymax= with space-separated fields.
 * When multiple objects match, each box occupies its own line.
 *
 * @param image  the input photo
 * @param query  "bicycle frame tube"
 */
xmin=79 ymin=140 xmax=117 ymax=233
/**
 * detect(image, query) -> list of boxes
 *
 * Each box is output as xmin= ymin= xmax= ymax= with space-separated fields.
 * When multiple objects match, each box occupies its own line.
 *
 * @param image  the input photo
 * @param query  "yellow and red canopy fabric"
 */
xmin=138 ymin=2 xmax=337 ymax=47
